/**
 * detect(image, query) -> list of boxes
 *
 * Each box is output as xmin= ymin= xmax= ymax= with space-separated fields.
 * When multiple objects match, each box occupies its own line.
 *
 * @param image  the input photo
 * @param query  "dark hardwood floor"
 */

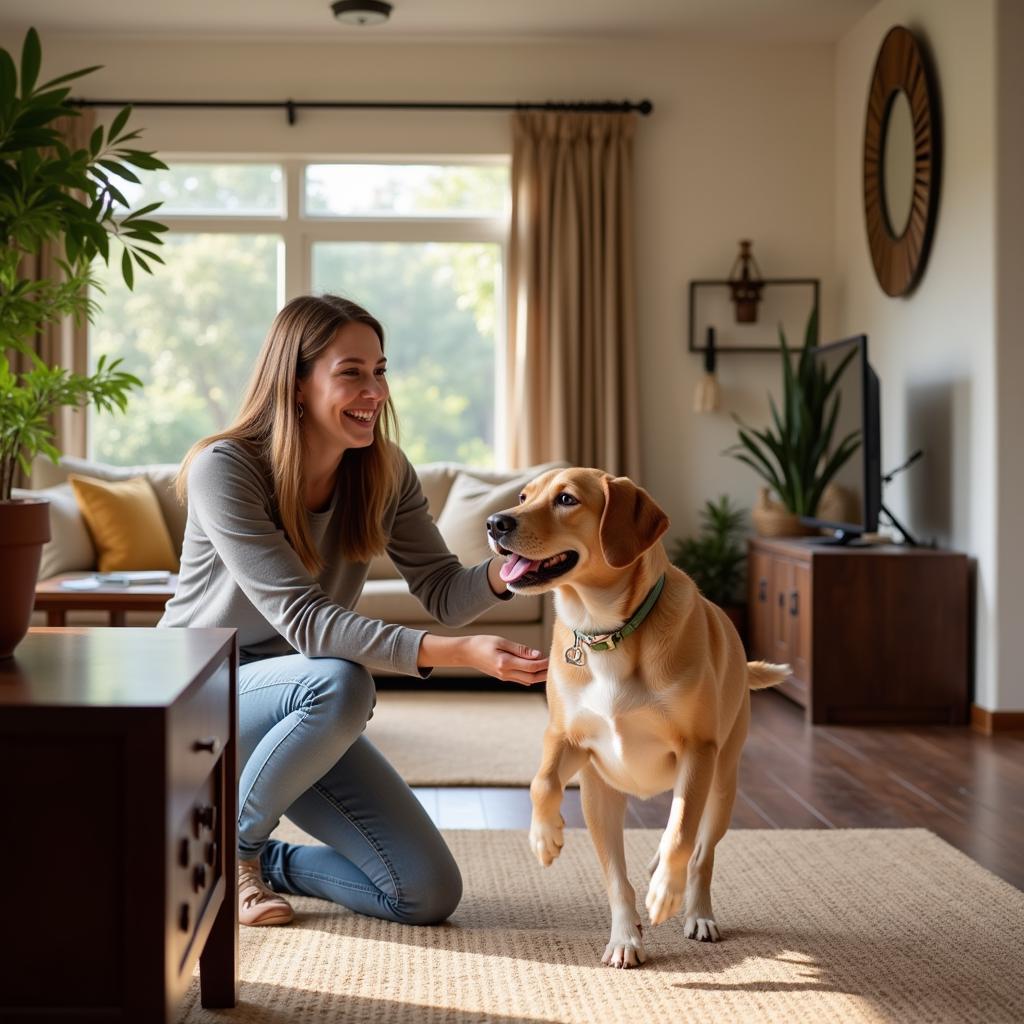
xmin=411 ymin=689 xmax=1024 ymax=891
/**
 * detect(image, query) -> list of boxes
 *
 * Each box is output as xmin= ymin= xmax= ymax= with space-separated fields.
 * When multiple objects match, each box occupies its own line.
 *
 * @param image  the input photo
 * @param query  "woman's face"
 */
xmin=297 ymin=322 xmax=389 ymax=456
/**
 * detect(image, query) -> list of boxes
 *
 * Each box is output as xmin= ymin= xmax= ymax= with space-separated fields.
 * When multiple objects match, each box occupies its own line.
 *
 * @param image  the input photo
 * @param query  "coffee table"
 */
xmin=34 ymin=572 xmax=179 ymax=626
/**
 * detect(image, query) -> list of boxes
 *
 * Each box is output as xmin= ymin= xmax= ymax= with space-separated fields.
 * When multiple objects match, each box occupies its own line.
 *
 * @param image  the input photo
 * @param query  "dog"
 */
xmin=486 ymin=468 xmax=789 ymax=968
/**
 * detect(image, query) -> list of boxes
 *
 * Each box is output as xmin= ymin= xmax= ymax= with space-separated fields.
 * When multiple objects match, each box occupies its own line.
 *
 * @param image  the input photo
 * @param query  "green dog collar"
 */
xmin=564 ymin=574 xmax=666 ymax=667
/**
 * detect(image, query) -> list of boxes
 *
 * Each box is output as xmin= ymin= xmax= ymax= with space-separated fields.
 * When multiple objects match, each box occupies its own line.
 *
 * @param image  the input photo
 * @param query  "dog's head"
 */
xmin=486 ymin=467 xmax=669 ymax=593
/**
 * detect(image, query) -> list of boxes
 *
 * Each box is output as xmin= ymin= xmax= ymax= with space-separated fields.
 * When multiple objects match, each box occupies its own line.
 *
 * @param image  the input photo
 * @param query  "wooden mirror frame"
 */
xmin=863 ymin=26 xmax=941 ymax=297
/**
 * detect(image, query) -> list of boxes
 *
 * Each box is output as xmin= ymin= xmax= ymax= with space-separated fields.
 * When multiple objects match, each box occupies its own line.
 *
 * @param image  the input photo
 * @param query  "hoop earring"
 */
xmin=296 ymin=403 xmax=305 ymax=420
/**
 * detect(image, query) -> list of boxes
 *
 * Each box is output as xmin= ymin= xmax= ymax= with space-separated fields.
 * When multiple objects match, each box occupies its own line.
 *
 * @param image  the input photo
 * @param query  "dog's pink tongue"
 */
xmin=500 ymin=554 xmax=540 ymax=583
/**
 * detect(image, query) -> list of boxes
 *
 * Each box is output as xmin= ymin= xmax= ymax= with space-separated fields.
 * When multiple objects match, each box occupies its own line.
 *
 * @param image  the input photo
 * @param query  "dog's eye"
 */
xmin=518 ymin=492 xmax=527 ymax=504
xmin=556 ymin=493 xmax=578 ymax=507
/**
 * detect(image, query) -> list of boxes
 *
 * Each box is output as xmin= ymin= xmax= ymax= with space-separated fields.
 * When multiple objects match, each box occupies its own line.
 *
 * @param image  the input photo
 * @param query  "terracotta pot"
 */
xmin=0 ymin=498 xmax=50 ymax=658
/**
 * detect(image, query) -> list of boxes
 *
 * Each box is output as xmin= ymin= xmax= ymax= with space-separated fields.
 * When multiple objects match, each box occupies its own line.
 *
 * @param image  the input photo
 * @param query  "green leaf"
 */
xmin=36 ymin=65 xmax=103 ymax=91
xmin=0 ymin=49 xmax=17 ymax=103
xmin=123 ymin=200 xmax=163 ymax=218
xmin=108 ymin=104 xmax=132 ymax=142
xmin=89 ymin=123 xmax=103 ymax=155
xmin=20 ymin=28 xmax=41 ymax=98
xmin=121 ymin=247 xmax=134 ymax=289
xmin=98 ymin=159 xmax=141 ymax=184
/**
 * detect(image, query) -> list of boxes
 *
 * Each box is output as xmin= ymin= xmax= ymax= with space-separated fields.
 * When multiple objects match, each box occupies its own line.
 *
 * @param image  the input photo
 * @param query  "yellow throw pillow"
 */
xmin=68 ymin=473 xmax=180 ymax=573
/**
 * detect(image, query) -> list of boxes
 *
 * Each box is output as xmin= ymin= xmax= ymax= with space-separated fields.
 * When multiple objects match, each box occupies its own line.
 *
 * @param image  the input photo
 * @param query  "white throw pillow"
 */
xmin=11 ymin=483 xmax=97 ymax=579
xmin=436 ymin=463 xmax=567 ymax=567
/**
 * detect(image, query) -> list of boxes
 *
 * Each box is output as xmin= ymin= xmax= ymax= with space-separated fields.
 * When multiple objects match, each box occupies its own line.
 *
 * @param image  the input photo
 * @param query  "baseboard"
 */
xmin=970 ymin=704 xmax=1024 ymax=734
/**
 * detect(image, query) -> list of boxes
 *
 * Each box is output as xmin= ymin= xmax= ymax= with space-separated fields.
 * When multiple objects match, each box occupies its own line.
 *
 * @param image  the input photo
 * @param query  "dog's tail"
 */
xmin=746 ymin=660 xmax=791 ymax=690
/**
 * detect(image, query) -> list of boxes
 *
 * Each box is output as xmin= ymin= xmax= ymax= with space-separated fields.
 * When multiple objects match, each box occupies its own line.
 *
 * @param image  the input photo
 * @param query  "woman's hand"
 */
xmin=418 ymin=633 xmax=548 ymax=686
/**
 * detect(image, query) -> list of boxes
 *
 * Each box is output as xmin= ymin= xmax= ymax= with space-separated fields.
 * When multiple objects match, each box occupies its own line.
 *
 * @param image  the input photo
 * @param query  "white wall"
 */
xmin=6 ymin=30 xmax=837 ymax=542
xmin=995 ymin=0 xmax=1024 ymax=714
xmin=834 ymin=0 xmax=1024 ymax=712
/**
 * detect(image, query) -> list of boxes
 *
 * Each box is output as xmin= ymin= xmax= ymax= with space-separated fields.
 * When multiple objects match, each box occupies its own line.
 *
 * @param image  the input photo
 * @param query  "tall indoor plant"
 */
xmin=727 ymin=309 xmax=861 ymax=534
xmin=0 ymin=27 xmax=167 ymax=655
xmin=669 ymin=495 xmax=748 ymax=639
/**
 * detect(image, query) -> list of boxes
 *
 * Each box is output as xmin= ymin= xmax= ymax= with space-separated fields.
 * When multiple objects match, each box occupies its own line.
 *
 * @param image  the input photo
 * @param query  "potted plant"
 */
xmin=727 ymin=308 xmax=862 ymax=536
xmin=669 ymin=495 xmax=748 ymax=640
xmin=0 ymin=27 xmax=167 ymax=656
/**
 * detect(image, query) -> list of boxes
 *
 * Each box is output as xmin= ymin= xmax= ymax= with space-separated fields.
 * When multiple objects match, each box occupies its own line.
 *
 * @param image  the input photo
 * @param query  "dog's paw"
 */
xmin=528 ymin=815 xmax=564 ymax=867
xmin=645 ymin=862 xmax=685 ymax=925
xmin=682 ymin=914 xmax=721 ymax=942
xmin=602 ymin=921 xmax=647 ymax=969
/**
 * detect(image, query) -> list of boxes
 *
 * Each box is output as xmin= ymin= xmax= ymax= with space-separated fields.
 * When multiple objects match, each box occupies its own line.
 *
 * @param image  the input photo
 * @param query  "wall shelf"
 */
xmin=688 ymin=277 xmax=820 ymax=354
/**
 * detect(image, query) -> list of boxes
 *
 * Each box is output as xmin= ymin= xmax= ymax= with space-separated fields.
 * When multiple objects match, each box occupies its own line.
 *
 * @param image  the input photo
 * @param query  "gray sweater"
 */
xmin=158 ymin=440 xmax=511 ymax=675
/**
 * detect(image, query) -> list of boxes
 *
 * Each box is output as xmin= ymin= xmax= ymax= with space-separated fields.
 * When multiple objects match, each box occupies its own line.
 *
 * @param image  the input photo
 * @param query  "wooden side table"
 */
xmin=0 ymin=627 xmax=238 ymax=1023
xmin=34 ymin=573 xmax=179 ymax=626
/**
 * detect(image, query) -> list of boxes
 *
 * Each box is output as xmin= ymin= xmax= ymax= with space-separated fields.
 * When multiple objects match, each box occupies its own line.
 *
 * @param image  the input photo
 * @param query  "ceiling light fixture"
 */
xmin=331 ymin=0 xmax=393 ymax=26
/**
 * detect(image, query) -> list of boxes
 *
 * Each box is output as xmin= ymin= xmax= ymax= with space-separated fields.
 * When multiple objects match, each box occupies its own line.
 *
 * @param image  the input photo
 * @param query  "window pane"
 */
xmin=117 ymin=163 xmax=284 ymax=216
xmin=305 ymin=164 xmax=509 ymax=218
xmin=313 ymin=242 xmax=499 ymax=466
xmin=89 ymin=234 xmax=282 ymax=465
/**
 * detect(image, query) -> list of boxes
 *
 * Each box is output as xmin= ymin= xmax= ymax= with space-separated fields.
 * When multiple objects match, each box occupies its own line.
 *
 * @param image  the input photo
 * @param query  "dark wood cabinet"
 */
xmin=747 ymin=537 xmax=969 ymax=725
xmin=0 ymin=627 xmax=238 ymax=1023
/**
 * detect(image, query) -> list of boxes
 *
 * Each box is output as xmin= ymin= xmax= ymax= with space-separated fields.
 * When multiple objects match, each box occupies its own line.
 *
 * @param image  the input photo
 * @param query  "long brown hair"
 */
xmin=176 ymin=294 xmax=401 ymax=575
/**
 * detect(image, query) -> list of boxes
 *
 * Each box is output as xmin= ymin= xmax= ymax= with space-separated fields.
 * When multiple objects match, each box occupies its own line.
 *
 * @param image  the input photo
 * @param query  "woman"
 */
xmin=159 ymin=294 xmax=547 ymax=928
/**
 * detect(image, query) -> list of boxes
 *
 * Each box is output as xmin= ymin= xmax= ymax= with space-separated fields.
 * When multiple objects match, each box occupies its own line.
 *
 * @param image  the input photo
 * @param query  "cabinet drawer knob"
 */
xmin=790 ymin=590 xmax=799 ymax=616
xmin=758 ymin=579 xmax=767 ymax=602
xmin=193 ymin=736 xmax=220 ymax=754
xmin=194 ymin=804 xmax=217 ymax=833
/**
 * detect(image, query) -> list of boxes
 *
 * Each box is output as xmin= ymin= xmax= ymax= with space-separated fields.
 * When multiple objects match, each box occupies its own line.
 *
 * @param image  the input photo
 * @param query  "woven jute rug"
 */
xmin=178 ymin=826 xmax=1024 ymax=1023
xmin=365 ymin=690 xmax=574 ymax=787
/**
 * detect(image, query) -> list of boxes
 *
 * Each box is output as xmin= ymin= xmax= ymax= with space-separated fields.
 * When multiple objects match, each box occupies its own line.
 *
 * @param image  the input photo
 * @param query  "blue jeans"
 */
xmin=237 ymin=654 xmax=462 ymax=925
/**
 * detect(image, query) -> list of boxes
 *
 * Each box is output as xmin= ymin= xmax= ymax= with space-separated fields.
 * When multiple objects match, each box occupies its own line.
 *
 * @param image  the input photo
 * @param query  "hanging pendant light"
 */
xmin=331 ymin=1 xmax=393 ymax=26
xmin=727 ymin=239 xmax=764 ymax=323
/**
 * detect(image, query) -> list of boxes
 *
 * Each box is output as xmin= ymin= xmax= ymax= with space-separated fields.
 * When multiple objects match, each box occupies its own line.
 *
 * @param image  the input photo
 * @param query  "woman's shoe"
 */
xmin=238 ymin=858 xmax=295 ymax=926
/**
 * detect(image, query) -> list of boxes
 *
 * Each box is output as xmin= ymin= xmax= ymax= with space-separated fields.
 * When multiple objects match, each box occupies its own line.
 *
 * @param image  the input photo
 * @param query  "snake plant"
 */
xmin=727 ymin=308 xmax=862 ymax=517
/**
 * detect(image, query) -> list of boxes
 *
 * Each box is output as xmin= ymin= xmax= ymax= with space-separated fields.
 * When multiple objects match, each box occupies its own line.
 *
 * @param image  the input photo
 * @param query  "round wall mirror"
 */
xmin=882 ymin=89 xmax=915 ymax=237
xmin=863 ymin=26 xmax=941 ymax=297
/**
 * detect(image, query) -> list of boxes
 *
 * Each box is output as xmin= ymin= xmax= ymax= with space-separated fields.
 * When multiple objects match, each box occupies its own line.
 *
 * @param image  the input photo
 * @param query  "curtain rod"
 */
xmin=69 ymin=98 xmax=653 ymax=125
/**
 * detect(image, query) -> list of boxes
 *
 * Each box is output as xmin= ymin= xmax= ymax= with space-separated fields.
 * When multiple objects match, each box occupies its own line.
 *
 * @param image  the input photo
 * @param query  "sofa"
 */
xmin=19 ymin=454 xmax=567 ymax=676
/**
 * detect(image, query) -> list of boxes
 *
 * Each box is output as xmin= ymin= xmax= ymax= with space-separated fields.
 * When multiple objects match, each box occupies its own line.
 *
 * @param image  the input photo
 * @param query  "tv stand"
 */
xmin=747 ymin=537 xmax=968 ymax=724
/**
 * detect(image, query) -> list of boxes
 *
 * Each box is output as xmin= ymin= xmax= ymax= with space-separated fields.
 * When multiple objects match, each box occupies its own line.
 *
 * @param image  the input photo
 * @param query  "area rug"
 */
xmin=364 ymin=690 xmax=575 ymax=787
xmin=178 ymin=826 xmax=1024 ymax=1023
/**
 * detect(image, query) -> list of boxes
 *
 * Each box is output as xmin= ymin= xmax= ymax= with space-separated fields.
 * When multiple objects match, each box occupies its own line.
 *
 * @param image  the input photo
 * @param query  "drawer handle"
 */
xmin=790 ymin=591 xmax=799 ymax=617
xmin=778 ymin=592 xmax=785 ymax=608
xmin=758 ymin=579 xmax=767 ymax=602
xmin=193 ymin=736 xmax=220 ymax=754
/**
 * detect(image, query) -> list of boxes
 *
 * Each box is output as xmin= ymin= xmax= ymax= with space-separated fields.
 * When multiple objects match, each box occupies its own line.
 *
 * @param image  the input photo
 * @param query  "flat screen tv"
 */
xmin=800 ymin=334 xmax=881 ymax=543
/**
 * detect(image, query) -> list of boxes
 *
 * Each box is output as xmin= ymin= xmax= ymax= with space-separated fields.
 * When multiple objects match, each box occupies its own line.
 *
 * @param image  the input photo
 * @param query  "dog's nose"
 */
xmin=486 ymin=513 xmax=517 ymax=538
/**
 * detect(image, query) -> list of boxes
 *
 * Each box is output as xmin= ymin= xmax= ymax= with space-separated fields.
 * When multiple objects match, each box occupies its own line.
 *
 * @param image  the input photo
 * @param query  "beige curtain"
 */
xmin=14 ymin=111 xmax=95 ymax=485
xmin=505 ymin=111 xmax=641 ymax=479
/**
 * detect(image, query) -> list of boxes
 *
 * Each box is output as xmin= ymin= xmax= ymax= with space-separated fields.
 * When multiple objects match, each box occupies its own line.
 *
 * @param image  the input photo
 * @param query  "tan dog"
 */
xmin=486 ymin=468 xmax=789 ymax=968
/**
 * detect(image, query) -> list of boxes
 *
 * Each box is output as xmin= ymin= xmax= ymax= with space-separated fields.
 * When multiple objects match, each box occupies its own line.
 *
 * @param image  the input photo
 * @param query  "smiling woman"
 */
xmin=158 ymin=293 xmax=548 ymax=931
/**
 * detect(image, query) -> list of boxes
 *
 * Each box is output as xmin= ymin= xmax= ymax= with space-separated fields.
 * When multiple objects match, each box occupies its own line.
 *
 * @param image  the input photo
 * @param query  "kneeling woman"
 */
xmin=159 ymin=294 xmax=547 ymax=927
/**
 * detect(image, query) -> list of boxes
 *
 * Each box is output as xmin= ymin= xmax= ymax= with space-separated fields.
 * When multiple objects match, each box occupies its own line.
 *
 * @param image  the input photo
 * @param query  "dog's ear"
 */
xmin=598 ymin=476 xmax=670 ymax=569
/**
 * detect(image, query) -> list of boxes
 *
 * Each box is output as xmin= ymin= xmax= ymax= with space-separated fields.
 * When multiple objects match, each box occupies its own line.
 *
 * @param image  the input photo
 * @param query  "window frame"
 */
xmin=94 ymin=155 xmax=511 ymax=466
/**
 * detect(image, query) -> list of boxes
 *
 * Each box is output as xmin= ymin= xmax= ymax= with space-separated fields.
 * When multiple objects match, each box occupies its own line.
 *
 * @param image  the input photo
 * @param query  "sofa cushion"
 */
xmin=11 ymin=483 xmax=96 ymax=579
xmin=68 ymin=474 xmax=180 ymax=573
xmin=435 ymin=462 xmax=570 ymax=568
xmin=355 ymin=580 xmax=544 ymax=625
xmin=34 ymin=455 xmax=186 ymax=555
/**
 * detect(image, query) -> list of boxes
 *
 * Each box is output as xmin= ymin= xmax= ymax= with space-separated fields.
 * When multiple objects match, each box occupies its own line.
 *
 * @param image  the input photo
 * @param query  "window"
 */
xmin=89 ymin=160 xmax=509 ymax=468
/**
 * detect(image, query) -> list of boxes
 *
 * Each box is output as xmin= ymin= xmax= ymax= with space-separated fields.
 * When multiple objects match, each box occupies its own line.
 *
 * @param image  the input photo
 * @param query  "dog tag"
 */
xmin=565 ymin=643 xmax=586 ymax=667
